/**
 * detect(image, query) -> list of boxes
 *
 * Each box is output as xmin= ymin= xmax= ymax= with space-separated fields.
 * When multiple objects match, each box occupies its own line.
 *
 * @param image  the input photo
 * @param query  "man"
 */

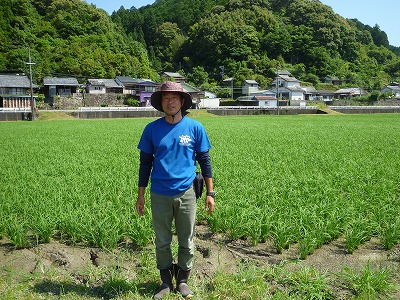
xmin=136 ymin=81 xmax=215 ymax=299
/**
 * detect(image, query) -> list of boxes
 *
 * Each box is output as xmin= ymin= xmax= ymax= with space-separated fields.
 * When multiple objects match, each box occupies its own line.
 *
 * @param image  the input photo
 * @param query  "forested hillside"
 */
xmin=0 ymin=0 xmax=156 ymax=81
xmin=1 ymin=0 xmax=399 ymax=92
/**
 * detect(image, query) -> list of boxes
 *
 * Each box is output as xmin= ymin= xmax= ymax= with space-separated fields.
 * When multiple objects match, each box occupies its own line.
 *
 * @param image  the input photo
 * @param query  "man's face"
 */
xmin=161 ymin=92 xmax=183 ymax=115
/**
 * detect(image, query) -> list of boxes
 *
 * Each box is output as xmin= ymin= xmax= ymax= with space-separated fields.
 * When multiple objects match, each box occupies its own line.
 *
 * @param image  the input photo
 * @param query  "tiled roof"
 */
xmin=0 ymin=75 xmax=38 ymax=88
xmin=302 ymin=86 xmax=317 ymax=93
xmin=279 ymin=75 xmax=299 ymax=82
xmin=163 ymin=72 xmax=184 ymax=78
xmin=43 ymin=77 xmax=79 ymax=86
xmin=334 ymin=87 xmax=360 ymax=94
xmin=88 ymin=79 xmax=121 ymax=88
xmin=317 ymin=90 xmax=335 ymax=95
xmin=286 ymin=86 xmax=305 ymax=92
xmin=252 ymin=95 xmax=276 ymax=100
xmin=181 ymin=82 xmax=200 ymax=93
xmin=244 ymin=80 xmax=258 ymax=84
xmin=115 ymin=76 xmax=135 ymax=83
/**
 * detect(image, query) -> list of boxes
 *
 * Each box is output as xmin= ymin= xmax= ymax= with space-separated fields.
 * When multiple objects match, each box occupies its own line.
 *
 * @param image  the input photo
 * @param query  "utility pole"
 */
xmin=26 ymin=47 xmax=36 ymax=120
xmin=219 ymin=65 xmax=224 ymax=82
xmin=231 ymin=78 xmax=234 ymax=100
xmin=276 ymin=67 xmax=280 ymax=115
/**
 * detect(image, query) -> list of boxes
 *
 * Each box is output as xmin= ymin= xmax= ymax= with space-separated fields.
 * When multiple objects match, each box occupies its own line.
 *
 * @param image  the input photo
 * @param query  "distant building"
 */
xmin=86 ymin=79 xmax=123 ymax=94
xmin=334 ymin=87 xmax=366 ymax=99
xmin=302 ymin=86 xmax=318 ymax=101
xmin=0 ymin=74 xmax=38 ymax=109
xmin=242 ymin=80 xmax=259 ymax=95
xmin=161 ymin=72 xmax=185 ymax=83
xmin=317 ymin=90 xmax=335 ymax=102
xmin=42 ymin=77 xmax=80 ymax=103
xmin=271 ymin=71 xmax=304 ymax=103
xmin=324 ymin=76 xmax=343 ymax=86
xmin=115 ymin=77 xmax=157 ymax=106
xmin=237 ymin=90 xmax=277 ymax=107
xmin=381 ymin=82 xmax=400 ymax=99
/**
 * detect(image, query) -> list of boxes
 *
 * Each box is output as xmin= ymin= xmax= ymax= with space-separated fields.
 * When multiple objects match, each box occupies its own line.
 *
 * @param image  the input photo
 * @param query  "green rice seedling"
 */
xmin=299 ymin=233 xmax=318 ymax=260
xmin=5 ymin=216 xmax=28 ymax=249
xmin=380 ymin=221 xmax=400 ymax=251
xmin=30 ymin=214 xmax=55 ymax=244
xmin=102 ymin=268 xmax=134 ymax=299
xmin=1 ymin=115 xmax=400 ymax=253
xmin=271 ymin=222 xmax=294 ymax=254
xmin=126 ymin=216 xmax=154 ymax=247
xmin=283 ymin=267 xmax=334 ymax=300
xmin=344 ymin=218 xmax=376 ymax=254
xmin=206 ymin=261 xmax=270 ymax=299
xmin=336 ymin=263 xmax=395 ymax=299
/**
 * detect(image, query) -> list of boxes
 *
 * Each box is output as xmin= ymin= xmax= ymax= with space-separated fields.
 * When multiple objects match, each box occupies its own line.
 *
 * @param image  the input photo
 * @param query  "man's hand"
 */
xmin=205 ymin=196 xmax=215 ymax=214
xmin=136 ymin=196 xmax=145 ymax=216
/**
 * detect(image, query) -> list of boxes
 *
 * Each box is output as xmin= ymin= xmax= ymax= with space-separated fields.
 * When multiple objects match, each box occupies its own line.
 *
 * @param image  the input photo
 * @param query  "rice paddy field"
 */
xmin=0 ymin=112 xmax=399 ymax=299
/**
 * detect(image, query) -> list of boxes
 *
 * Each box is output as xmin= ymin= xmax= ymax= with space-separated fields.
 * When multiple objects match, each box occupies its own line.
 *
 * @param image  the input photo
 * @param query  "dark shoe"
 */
xmin=175 ymin=267 xmax=194 ymax=299
xmin=154 ymin=267 xmax=173 ymax=299
xmin=154 ymin=282 xmax=172 ymax=299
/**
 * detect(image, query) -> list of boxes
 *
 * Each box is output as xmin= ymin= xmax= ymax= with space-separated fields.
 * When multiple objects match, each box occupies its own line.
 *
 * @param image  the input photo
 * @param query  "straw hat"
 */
xmin=150 ymin=81 xmax=192 ymax=112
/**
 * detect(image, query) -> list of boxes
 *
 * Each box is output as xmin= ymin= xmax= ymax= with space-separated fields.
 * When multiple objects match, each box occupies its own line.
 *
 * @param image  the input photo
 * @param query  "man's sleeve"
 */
xmin=138 ymin=151 xmax=154 ymax=187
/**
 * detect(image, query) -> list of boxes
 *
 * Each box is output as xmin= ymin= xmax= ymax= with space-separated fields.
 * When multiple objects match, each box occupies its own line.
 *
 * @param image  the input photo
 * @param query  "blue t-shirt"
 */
xmin=137 ymin=116 xmax=211 ymax=196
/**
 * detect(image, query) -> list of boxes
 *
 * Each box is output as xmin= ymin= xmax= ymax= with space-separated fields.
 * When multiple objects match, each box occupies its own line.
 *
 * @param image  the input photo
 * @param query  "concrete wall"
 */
xmin=207 ymin=107 xmax=320 ymax=116
xmin=66 ymin=109 xmax=163 ymax=119
xmin=329 ymin=106 xmax=400 ymax=114
xmin=0 ymin=112 xmax=32 ymax=121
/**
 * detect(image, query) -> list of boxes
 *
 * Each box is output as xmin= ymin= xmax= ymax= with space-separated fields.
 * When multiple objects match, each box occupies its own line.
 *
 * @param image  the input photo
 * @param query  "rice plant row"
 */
xmin=1 ymin=114 xmax=399 ymax=258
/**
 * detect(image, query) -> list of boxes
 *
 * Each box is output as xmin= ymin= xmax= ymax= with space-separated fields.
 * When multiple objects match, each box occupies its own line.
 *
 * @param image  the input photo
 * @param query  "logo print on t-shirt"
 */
xmin=179 ymin=135 xmax=192 ymax=146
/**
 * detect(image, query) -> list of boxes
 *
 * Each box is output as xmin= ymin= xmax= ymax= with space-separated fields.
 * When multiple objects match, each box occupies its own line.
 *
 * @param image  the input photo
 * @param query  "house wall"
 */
xmin=139 ymin=91 xmax=153 ymax=106
xmin=242 ymin=84 xmax=259 ymax=95
xmin=286 ymin=81 xmax=299 ymax=88
xmin=199 ymin=98 xmax=220 ymax=108
xmin=87 ymin=86 xmax=106 ymax=94
xmin=1 ymin=96 xmax=34 ymax=108
xmin=291 ymin=91 xmax=304 ymax=101
xmin=258 ymin=100 xmax=277 ymax=108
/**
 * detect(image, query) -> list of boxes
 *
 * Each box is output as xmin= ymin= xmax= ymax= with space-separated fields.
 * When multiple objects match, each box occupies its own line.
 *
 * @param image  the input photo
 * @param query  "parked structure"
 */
xmin=0 ymin=74 xmax=38 ymax=109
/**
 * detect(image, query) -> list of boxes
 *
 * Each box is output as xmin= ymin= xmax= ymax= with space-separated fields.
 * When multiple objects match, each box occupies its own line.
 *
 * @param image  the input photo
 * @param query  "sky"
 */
xmin=85 ymin=0 xmax=400 ymax=47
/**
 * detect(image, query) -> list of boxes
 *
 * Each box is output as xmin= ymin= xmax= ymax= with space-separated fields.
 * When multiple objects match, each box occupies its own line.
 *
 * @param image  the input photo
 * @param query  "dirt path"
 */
xmin=1 ymin=224 xmax=399 ymax=298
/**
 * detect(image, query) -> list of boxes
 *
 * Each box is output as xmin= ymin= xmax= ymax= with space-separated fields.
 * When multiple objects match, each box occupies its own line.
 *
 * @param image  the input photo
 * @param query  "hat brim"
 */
xmin=150 ymin=91 xmax=192 ymax=112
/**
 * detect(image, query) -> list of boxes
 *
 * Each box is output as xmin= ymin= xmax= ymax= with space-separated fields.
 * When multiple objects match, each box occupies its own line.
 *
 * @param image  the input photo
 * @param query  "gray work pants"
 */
xmin=150 ymin=187 xmax=196 ymax=271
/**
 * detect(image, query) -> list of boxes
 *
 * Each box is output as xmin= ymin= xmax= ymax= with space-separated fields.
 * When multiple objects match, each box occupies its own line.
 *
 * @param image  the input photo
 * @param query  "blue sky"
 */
xmin=86 ymin=0 xmax=399 ymax=47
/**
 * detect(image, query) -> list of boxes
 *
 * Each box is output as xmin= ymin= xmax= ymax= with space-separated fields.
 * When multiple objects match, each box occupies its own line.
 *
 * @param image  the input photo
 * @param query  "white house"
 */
xmin=271 ymin=72 xmax=304 ymax=103
xmin=242 ymin=80 xmax=259 ymax=95
xmin=302 ymin=86 xmax=318 ymax=101
xmin=237 ymin=90 xmax=277 ymax=107
xmin=86 ymin=79 xmax=123 ymax=94
xmin=199 ymin=98 xmax=220 ymax=108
